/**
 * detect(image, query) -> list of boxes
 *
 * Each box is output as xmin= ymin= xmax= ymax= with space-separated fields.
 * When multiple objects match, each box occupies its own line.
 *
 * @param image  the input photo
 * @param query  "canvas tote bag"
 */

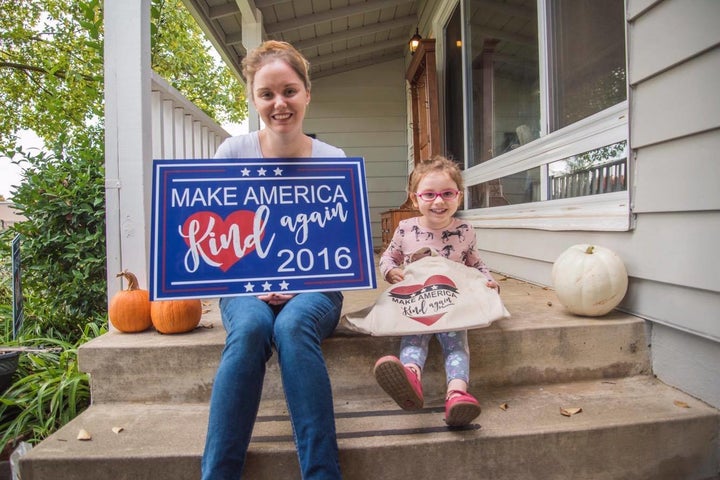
xmin=345 ymin=251 xmax=510 ymax=336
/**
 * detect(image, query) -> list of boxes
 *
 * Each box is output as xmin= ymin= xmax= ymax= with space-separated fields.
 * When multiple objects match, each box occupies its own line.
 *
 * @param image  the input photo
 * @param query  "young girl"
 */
xmin=374 ymin=155 xmax=499 ymax=427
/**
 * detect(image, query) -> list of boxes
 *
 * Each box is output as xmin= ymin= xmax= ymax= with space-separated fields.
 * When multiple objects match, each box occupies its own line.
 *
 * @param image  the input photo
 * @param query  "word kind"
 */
xmin=173 ymin=183 xmax=350 ymax=272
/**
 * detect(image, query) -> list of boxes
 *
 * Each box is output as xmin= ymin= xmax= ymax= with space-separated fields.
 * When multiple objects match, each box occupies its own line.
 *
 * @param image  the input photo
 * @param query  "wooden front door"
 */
xmin=406 ymin=39 xmax=440 ymax=166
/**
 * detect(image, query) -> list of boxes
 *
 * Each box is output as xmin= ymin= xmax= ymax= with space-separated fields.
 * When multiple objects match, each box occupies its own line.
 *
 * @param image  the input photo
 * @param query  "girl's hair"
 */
xmin=241 ymin=40 xmax=311 ymax=98
xmin=408 ymin=155 xmax=464 ymax=194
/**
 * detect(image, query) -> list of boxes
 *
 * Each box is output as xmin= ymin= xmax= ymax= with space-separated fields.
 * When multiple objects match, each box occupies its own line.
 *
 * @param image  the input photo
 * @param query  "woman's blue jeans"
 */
xmin=201 ymin=291 xmax=344 ymax=479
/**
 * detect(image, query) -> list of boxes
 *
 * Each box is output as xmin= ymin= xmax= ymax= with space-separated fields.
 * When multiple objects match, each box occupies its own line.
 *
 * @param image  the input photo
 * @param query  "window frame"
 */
xmin=434 ymin=0 xmax=631 ymax=231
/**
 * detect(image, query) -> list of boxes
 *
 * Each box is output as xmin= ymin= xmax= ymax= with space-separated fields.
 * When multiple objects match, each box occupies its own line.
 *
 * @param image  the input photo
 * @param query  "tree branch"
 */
xmin=0 ymin=61 xmax=97 ymax=82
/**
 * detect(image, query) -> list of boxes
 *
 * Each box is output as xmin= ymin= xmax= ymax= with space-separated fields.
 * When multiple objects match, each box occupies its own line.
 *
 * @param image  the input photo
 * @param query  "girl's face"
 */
xmin=252 ymin=59 xmax=310 ymax=135
xmin=413 ymin=171 xmax=462 ymax=230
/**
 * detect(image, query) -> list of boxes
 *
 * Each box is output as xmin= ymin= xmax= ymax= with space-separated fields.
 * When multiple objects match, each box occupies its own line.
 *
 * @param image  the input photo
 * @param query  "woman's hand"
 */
xmin=486 ymin=280 xmax=500 ymax=291
xmin=258 ymin=293 xmax=295 ymax=305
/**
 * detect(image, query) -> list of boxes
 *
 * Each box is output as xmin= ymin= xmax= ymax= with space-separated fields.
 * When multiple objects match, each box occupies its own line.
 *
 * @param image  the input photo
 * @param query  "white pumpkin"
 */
xmin=551 ymin=244 xmax=628 ymax=317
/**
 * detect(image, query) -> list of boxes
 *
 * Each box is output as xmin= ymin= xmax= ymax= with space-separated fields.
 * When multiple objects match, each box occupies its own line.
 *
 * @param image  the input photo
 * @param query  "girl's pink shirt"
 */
xmin=379 ymin=216 xmax=495 ymax=282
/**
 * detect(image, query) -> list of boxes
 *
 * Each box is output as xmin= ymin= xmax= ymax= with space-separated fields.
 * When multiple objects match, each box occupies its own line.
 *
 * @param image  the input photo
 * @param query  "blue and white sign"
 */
xmin=150 ymin=157 xmax=376 ymax=300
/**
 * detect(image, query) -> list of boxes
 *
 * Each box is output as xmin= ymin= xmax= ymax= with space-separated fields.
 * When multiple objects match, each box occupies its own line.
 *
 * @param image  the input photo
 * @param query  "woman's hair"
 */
xmin=408 ymin=155 xmax=465 ymax=194
xmin=241 ymin=40 xmax=311 ymax=98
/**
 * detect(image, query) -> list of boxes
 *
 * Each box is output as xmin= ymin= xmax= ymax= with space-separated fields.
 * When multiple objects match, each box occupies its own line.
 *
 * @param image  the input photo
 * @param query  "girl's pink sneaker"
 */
xmin=445 ymin=390 xmax=481 ymax=426
xmin=373 ymin=355 xmax=423 ymax=410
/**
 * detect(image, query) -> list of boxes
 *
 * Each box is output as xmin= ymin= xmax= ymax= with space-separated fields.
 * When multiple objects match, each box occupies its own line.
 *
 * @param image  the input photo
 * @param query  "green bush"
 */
xmin=6 ymin=130 xmax=107 ymax=341
xmin=0 ymin=136 xmax=107 ymax=456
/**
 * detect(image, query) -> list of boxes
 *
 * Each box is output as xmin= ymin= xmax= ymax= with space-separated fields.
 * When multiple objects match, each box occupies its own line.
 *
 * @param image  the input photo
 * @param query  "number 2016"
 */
xmin=277 ymin=247 xmax=353 ymax=272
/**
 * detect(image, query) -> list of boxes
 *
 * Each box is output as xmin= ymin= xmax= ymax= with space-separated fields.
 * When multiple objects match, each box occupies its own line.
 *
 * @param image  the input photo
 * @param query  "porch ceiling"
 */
xmin=182 ymin=0 xmax=420 ymax=84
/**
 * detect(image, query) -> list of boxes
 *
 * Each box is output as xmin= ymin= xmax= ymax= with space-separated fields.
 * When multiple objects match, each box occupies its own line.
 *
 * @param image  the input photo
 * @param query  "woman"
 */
xmin=201 ymin=40 xmax=345 ymax=480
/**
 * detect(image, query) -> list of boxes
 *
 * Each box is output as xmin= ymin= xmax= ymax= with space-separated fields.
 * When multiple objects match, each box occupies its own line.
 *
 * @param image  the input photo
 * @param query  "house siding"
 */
xmin=627 ymin=0 xmax=719 ymax=83
xmin=625 ymin=0 xmax=720 ymax=408
xmin=307 ymin=58 xmax=409 ymax=248
xmin=630 ymin=48 xmax=720 ymax=147
xmin=633 ymin=131 xmax=720 ymax=213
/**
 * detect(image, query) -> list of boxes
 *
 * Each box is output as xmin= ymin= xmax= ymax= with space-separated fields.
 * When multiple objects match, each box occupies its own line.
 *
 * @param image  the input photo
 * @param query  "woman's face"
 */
xmin=252 ymin=59 xmax=310 ymax=135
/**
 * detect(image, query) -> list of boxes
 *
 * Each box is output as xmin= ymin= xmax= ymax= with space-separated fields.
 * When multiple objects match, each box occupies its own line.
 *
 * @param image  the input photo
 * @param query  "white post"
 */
xmin=104 ymin=0 xmax=152 ymax=300
xmin=241 ymin=6 xmax=263 ymax=131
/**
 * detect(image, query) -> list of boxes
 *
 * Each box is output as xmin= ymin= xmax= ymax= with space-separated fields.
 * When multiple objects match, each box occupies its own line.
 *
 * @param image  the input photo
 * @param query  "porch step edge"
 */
xmin=20 ymin=376 xmax=720 ymax=480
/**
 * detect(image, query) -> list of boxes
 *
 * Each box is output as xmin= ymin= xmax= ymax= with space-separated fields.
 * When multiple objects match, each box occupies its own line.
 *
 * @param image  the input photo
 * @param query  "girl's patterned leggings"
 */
xmin=399 ymin=330 xmax=470 ymax=385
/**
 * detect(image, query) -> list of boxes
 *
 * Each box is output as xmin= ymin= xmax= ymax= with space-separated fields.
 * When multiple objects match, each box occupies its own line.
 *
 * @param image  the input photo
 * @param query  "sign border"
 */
xmin=149 ymin=157 xmax=376 ymax=300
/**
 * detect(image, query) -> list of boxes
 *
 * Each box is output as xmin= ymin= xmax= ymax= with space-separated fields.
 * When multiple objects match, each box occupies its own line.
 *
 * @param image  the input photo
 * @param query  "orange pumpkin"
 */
xmin=108 ymin=271 xmax=152 ymax=333
xmin=150 ymin=298 xmax=203 ymax=334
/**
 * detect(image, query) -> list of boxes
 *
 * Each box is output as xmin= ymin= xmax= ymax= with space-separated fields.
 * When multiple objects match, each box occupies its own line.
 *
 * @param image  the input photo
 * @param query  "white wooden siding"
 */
xmin=305 ymin=116 xmax=405 ymax=134
xmin=628 ymin=0 xmax=720 ymax=83
xmin=651 ymin=327 xmax=720 ymax=410
xmin=329 ymin=132 xmax=407 ymax=148
xmin=626 ymin=0 xmax=720 ymax=406
xmin=627 ymin=0 xmax=662 ymax=20
xmin=611 ymin=212 xmax=719 ymax=293
xmin=309 ymin=59 xmax=409 ymax=249
xmin=626 ymin=0 xmax=720 ymax=301
xmin=631 ymin=48 xmax=720 ymax=148
xmin=477 ymin=228 xmax=632 ymax=286
xmin=633 ymin=130 xmax=720 ymax=213
xmin=476 ymin=212 xmax=720 ymax=296
xmin=309 ymin=102 xmax=407 ymax=118
xmin=625 ymin=277 xmax=720 ymax=341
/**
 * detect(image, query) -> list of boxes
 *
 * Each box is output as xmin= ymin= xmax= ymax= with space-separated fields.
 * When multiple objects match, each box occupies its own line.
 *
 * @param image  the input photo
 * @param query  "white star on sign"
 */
xmin=241 ymin=168 xmax=251 ymax=176
xmin=273 ymin=167 xmax=283 ymax=176
xmin=257 ymin=167 xmax=267 ymax=176
xmin=279 ymin=281 xmax=290 ymax=290
xmin=244 ymin=282 xmax=255 ymax=292
xmin=262 ymin=281 xmax=272 ymax=291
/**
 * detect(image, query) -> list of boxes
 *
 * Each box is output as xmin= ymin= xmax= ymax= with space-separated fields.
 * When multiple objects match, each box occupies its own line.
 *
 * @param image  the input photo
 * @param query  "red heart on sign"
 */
xmin=181 ymin=210 xmax=262 ymax=272
xmin=389 ymin=275 xmax=457 ymax=326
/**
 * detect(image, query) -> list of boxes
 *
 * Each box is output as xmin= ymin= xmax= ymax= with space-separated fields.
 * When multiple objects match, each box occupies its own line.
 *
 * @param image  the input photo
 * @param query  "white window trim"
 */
xmin=458 ymin=190 xmax=630 ymax=231
xmin=460 ymin=102 xmax=631 ymax=231
xmin=463 ymin=101 xmax=628 ymax=184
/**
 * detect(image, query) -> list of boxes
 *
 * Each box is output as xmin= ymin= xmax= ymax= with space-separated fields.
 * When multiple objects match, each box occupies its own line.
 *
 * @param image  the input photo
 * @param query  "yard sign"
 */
xmin=150 ymin=157 xmax=376 ymax=300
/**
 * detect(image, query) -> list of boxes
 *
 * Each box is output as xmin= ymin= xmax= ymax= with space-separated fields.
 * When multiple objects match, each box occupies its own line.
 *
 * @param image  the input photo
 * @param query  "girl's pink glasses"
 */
xmin=415 ymin=189 xmax=460 ymax=202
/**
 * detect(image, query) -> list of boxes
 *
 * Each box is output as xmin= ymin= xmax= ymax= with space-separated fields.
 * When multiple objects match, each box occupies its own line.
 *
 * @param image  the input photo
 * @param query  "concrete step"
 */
xmin=20 ymin=376 xmax=720 ymax=480
xmin=78 ymin=277 xmax=651 ymax=404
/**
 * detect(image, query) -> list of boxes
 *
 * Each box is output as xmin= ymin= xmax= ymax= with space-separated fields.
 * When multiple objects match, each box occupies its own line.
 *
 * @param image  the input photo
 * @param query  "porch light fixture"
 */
xmin=409 ymin=28 xmax=422 ymax=54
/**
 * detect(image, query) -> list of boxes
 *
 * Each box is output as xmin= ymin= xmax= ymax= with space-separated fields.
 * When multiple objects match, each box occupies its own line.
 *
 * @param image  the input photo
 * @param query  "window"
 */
xmin=548 ymin=141 xmax=627 ymax=200
xmin=548 ymin=0 xmax=627 ymax=131
xmin=464 ymin=0 xmax=540 ymax=167
xmin=442 ymin=0 xmax=629 ymax=230
xmin=445 ymin=6 xmax=465 ymax=167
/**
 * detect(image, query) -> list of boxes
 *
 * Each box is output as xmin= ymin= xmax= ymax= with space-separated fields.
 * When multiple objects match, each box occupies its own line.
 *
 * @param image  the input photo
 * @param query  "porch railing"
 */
xmin=550 ymin=158 xmax=627 ymax=200
xmin=150 ymin=72 xmax=229 ymax=160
